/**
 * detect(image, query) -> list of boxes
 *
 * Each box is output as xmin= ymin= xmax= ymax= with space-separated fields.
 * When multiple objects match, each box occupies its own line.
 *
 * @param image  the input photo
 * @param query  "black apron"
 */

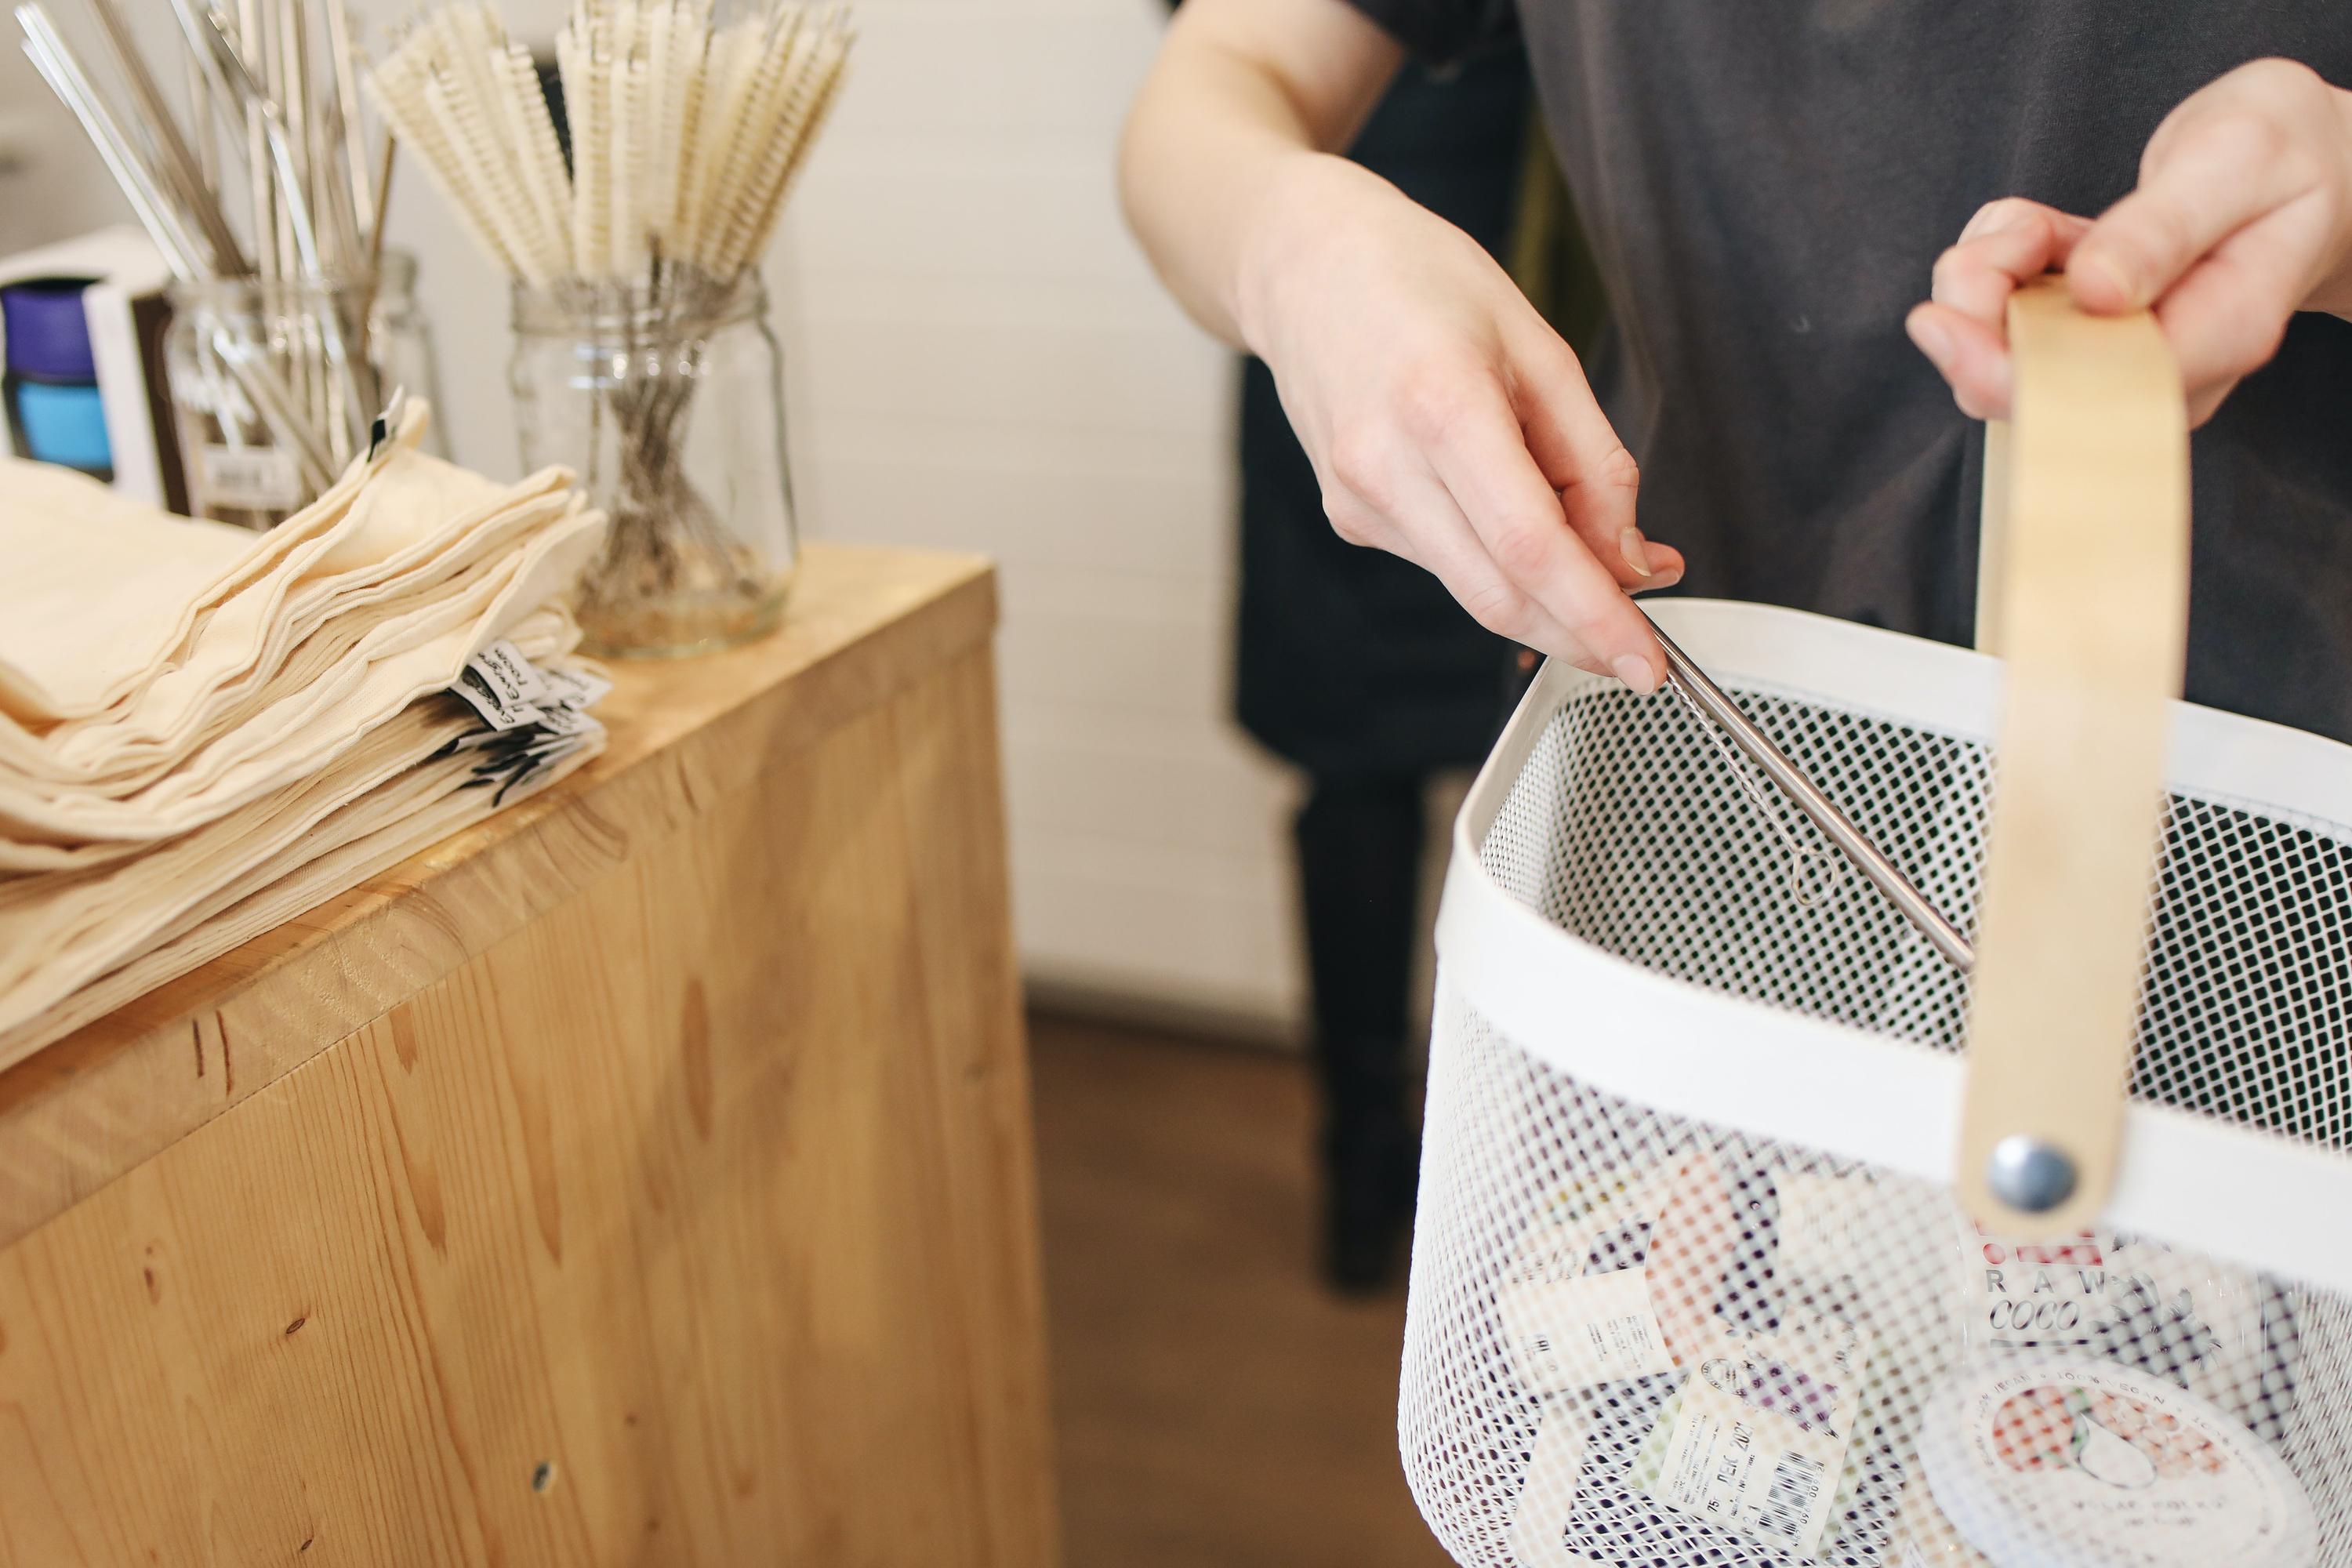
xmin=1234 ymin=48 xmax=1532 ymax=777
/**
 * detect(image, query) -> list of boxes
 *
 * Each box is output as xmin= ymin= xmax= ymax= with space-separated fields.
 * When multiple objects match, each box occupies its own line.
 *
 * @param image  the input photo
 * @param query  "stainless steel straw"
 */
xmin=1645 ymin=612 xmax=1977 ymax=973
xmin=19 ymin=0 xmax=398 ymax=497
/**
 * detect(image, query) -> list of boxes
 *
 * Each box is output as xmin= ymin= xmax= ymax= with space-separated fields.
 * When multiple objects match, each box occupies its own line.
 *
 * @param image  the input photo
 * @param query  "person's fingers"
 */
xmin=1914 ymin=201 xmax=2095 ymax=419
xmin=1321 ymin=433 xmax=1612 ymax=667
xmin=1931 ymin=200 xmax=2092 ymax=325
xmin=1369 ymin=466 xmax=1609 ymax=670
xmin=1906 ymin=300 xmax=2016 ymax=419
xmin=2149 ymin=215 xmax=2311 ymax=423
xmin=2185 ymin=377 xmax=2241 ymax=429
xmin=1407 ymin=368 xmax=1665 ymax=693
xmin=1508 ymin=327 xmax=1679 ymax=589
xmin=2069 ymin=113 xmax=2313 ymax=314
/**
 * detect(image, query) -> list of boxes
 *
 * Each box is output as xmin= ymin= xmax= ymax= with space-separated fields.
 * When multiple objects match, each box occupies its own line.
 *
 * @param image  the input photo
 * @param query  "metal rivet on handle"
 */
xmin=1987 ymin=1135 xmax=2078 ymax=1214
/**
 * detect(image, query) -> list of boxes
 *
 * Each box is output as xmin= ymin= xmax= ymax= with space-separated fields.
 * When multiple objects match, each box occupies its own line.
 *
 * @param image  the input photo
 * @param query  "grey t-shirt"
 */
xmin=1339 ymin=0 xmax=2352 ymax=741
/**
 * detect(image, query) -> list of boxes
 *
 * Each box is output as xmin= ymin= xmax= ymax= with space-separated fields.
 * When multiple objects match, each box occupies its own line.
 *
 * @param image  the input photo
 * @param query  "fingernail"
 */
xmin=1610 ymin=653 xmax=1660 ymax=697
xmin=1907 ymin=313 xmax=1953 ymax=366
xmin=1619 ymin=525 xmax=1652 ymax=577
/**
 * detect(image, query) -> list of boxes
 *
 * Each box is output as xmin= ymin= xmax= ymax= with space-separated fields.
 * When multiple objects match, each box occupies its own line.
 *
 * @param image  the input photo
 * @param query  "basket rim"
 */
xmin=1436 ymin=597 xmax=2352 ymax=1295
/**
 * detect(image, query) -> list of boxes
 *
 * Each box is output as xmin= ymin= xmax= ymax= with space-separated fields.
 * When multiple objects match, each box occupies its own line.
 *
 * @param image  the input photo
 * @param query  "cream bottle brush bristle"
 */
xmin=368 ymin=0 xmax=855 ymax=294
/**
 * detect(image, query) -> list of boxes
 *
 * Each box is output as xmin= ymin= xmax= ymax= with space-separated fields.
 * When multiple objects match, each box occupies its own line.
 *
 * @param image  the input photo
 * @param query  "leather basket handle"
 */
xmin=1958 ymin=276 xmax=2190 ymax=1238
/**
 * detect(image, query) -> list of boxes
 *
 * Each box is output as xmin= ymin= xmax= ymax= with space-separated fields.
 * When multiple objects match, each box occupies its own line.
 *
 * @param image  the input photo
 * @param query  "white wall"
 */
xmin=0 ymin=0 xmax=1313 ymax=1034
xmin=768 ymin=0 xmax=1308 ymax=1030
xmin=0 ymin=38 xmax=134 ymax=252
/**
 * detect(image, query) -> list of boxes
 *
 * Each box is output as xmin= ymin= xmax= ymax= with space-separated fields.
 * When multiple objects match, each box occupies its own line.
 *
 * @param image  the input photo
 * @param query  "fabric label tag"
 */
xmin=450 ymin=641 xmax=553 ymax=731
xmin=527 ymin=702 xmax=601 ymax=739
xmin=537 ymin=662 xmax=613 ymax=710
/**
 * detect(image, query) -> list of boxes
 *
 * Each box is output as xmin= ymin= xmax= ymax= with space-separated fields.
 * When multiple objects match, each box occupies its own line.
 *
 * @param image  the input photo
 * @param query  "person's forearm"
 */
xmin=1117 ymin=0 xmax=1401 ymax=350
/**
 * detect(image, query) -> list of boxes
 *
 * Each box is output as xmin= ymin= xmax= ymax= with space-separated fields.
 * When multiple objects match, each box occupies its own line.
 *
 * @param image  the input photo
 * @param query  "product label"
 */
xmin=1922 ymin=1359 xmax=2318 ymax=1567
xmin=536 ymin=662 xmax=614 ymax=711
xmin=1497 ymin=1184 xmax=1676 ymax=1396
xmin=1650 ymin=1319 xmax=1870 ymax=1559
xmin=2104 ymin=1238 xmax=2275 ymax=1423
xmin=1500 ymin=1268 xmax=1678 ymax=1392
xmin=1958 ymin=1217 xmax=2122 ymax=1351
xmin=1657 ymin=1378 xmax=1836 ymax=1555
xmin=196 ymin=444 xmax=302 ymax=510
xmin=450 ymin=641 xmax=554 ymax=731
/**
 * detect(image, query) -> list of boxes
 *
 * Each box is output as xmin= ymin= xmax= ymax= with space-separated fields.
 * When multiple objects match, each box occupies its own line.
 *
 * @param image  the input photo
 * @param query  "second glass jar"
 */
xmin=509 ymin=272 xmax=797 ymax=659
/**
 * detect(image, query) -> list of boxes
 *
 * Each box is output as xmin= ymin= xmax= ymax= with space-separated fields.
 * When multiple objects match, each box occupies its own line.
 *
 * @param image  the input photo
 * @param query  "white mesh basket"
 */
xmin=1402 ymin=291 xmax=2352 ymax=1568
xmin=1411 ymin=606 xmax=2352 ymax=1568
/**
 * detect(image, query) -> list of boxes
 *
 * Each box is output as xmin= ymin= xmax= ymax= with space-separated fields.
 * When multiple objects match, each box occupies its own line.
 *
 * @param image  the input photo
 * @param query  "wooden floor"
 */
xmin=1030 ymin=1012 xmax=1453 ymax=1568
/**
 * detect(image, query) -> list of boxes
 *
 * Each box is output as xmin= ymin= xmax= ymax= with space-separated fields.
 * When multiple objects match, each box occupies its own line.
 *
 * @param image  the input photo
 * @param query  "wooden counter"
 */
xmin=0 ymin=544 xmax=1061 ymax=1566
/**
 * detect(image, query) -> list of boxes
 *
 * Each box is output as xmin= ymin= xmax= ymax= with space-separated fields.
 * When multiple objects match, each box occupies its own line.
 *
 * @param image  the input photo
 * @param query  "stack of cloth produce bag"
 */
xmin=0 ymin=401 xmax=609 ymax=1066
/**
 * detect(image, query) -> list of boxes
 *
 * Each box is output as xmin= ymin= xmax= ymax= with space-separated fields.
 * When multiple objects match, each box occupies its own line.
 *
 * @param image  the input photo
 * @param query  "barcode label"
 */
xmin=1757 ymin=1453 xmax=1826 ymax=1543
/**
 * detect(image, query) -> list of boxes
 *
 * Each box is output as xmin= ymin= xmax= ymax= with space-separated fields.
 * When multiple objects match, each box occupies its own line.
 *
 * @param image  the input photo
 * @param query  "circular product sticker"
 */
xmin=1918 ymin=1358 xmax=2317 ymax=1568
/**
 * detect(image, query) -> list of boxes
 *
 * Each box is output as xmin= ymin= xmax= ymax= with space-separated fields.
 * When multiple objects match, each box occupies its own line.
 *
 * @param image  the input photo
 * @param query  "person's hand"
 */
xmin=1237 ymin=154 xmax=1681 ymax=691
xmin=1907 ymin=58 xmax=2352 ymax=426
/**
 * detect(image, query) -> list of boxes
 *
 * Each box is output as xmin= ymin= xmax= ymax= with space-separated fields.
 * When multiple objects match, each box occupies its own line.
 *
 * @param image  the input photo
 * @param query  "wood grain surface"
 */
xmin=0 ymin=542 xmax=995 ymax=1250
xmin=0 ymin=546 xmax=1059 ymax=1566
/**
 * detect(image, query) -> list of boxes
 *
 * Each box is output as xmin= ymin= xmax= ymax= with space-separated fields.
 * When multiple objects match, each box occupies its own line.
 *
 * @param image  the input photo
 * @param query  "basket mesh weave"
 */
xmin=1404 ymin=669 xmax=2352 ymax=1568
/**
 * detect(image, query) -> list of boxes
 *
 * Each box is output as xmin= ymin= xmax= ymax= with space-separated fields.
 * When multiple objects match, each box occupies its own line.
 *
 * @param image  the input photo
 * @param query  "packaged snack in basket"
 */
xmin=1496 ymin=1152 xmax=1744 ymax=1396
xmin=1955 ymin=1218 xmax=2127 ymax=1355
xmin=1632 ymin=1315 xmax=1875 ymax=1559
xmin=1496 ymin=1167 xmax=1678 ymax=1395
xmin=1953 ymin=1212 xmax=2303 ymax=1446
xmin=1918 ymin=1357 xmax=2318 ymax=1568
xmin=1646 ymin=1150 xmax=1751 ymax=1362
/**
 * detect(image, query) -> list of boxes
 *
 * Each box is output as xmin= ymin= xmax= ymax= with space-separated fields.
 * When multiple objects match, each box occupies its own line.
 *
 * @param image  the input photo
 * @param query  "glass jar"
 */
xmin=368 ymin=249 xmax=448 ymax=460
xmin=166 ymin=274 xmax=369 ymax=529
xmin=508 ymin=270 xmax=797 ymax=659
xmin=164 ymin=250 xmax=445 ymax=528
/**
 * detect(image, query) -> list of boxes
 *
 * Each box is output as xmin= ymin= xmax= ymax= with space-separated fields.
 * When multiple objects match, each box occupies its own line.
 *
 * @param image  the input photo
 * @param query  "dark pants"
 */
xmin=1295 ymin=774 xmax=1427 ymax=1214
